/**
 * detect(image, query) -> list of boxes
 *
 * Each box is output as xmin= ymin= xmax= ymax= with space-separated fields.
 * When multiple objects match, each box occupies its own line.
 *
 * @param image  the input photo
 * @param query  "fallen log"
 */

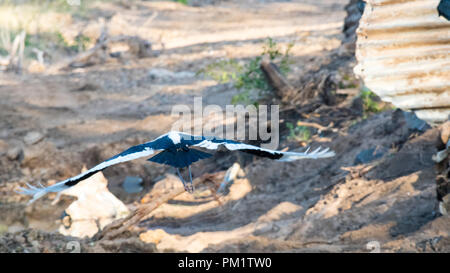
xmin=63 ymin=18 xmax=153 ymax=69
xmin=260 ymin=59 xmax=297 ymax=101
xmin=94 ymin=172 xmax=223 ymax=241
xmin=67 ymin=35 xmax=153 ymax=69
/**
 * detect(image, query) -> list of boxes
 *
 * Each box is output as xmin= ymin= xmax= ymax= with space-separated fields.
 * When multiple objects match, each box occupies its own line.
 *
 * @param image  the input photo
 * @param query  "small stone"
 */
xmin=139 ymin=229 xmax=168 ymax=244
xmin=7 ymin=147 xmax=22 ymax=160
xmin=440 ymin=195 xmax=450 ymax=215
xmin=59 ymin=171 xmax=130 ymax=238
xmin=24 ymin=131 xmax=44 ymax=145
xmin=0 ymin=140 xmax=7 ymax=155
xmin=14 ymin=235 xmax=26 ymax=244
xmin=147 ymin=68 xmax=195 ymax=81
xmin=8 ymin=225 xmax=25 ymax=233
xmin=354 ymin=146 xmax=387 ymax=165
xmin=0 ymin=130 xmax=8 ymax=138
xmin=351 ymin=97 xmax=364 ymax=115
xmin=122 ymin=176 xmax=143 ymax=193
xmin=440 ymin=121 xmax=450 ymax=145
xmin=403 ymin=111 xmax=430 ymax=132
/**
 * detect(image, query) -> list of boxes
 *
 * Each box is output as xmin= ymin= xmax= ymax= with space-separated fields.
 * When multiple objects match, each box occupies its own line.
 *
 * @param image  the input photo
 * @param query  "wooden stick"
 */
xmin=95 ymin=173 xmax=221 ymax=241
xmin=296 ymin=121 xmax=341 ymax=134
xmin=260 ymin=59 xmax=296 ymax=100
xmin=296 ymin=121 xmax=328 ymax=131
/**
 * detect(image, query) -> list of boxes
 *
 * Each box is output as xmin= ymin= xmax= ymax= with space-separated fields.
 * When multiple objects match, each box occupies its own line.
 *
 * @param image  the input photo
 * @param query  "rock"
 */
xmin=350 ymin=96 xmax=364 ymax=115
xmin=122 ymin=176 xmax=143 ymax=193
xmin=0 ymin=130 xmax=9 ymax=138
xmin=147 ymin=68 xmax=195 ymax=81
xmin=21 ymin=144 xmax=45 ymax=168
xmin=218 ymin=162 xmax=242 ymax=194
xmin=58 ymin=168 xmax=129 ymax=238
xmin=139 ymin=229 xmax=168 ymax=245
xmin=72 ymin=83 xmax=99 ymax=92
xmin=6 ymin=147 xmax=22 ymax=161
xmin=24 ymin=131 xmax=44 ymax=145
xmin=440 ymin=121 xmax=450 ymax=145
xmin=7 ymin=225 xmax=24 ymax=233
xmin=403 ymin=111 xmax=430 ymax=132
xmin=0 ymin=140 xmax=7 ymax=155
xmin=439 ymin=194 xmax=449 ymax=215
xmin=432 ymin=149 xmax=449 ymax=163
xmin=354 ymin=146 xmax=387 ymax=165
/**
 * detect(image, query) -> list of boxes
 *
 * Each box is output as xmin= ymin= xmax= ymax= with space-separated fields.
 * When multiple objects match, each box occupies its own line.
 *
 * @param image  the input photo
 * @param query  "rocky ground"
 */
xmin=0 ymin=0 xmax=448 ymax=253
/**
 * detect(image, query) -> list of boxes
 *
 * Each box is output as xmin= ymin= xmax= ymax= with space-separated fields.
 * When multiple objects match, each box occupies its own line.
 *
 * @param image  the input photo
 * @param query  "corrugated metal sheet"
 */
xmin=354 ymin=0 xmax=450 ymax=123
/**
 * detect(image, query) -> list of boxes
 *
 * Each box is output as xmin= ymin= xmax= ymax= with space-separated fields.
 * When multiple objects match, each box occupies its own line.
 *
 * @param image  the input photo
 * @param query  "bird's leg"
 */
xmin=188 ymin=165 xmax=194 ymax=192
xmin=176 ymin=168 xmax=193 ymax=193
xmin=176 ymin=168 xmax=188 ymax=191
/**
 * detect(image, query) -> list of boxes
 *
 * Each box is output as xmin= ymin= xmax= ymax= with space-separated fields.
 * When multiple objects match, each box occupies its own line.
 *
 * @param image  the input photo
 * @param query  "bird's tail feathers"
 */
xmin=16 ymin=181 xmax=69 ymax=205
xmin=279 ymin=147 xmax=335 ymax=161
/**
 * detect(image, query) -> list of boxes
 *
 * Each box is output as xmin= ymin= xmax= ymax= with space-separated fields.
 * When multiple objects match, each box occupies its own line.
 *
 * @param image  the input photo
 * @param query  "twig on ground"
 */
xmin=94 ymin=173 xmax=222 ymax=241
xmin=260 ymin=59 xmax=297 ymax=101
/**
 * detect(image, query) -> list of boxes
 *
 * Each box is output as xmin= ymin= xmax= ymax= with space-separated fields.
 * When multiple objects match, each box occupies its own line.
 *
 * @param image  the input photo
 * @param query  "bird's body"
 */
xmin=148 ymin=146 xmax=212 ymax=168
xmin=18 ymin=131 xmax=335 ymax=204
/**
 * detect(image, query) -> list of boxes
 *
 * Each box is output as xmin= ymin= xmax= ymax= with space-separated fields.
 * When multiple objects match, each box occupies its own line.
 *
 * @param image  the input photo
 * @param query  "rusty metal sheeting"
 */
xmin=354 ymin=0 xmax=450 ymax=123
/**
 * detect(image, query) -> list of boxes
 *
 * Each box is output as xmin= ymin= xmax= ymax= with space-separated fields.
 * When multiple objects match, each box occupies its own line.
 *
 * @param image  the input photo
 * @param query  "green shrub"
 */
xmin=199 ymin=38 xmax=294 ymax=105
xmin=173 ymin=0 xmax=188 ymax=5
xmin=360 ymin=87 xmax=382 ymax=115
xmin=197 ymin=59 xmax=243 ymax=83
xmin=286 ymin=122 xmax=311 ymax=142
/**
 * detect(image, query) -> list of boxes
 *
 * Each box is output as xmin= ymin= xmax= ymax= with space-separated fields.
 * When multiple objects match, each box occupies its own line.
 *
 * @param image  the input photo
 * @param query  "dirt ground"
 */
xmin=0 ymin=0 xmax=448 ymax=253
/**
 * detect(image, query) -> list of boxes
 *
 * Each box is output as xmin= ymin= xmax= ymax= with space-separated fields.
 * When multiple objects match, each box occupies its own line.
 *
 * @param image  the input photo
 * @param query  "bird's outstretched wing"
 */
xmin=179 ymin=132 xmax=335 ymax=161
xmin=17 ymin=133 xmax=174 ymax=204
xmin=18 ymin=131 xmax=335 ymax=204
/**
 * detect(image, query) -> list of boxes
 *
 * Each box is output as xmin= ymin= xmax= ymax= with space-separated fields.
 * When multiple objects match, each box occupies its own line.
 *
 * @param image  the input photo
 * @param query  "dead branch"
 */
xmin=341 ymin=164 xmax=375 ymax=180
xmin=0 ymin=30 xmax=26 ymax=74
xmin=94 ymin=173 xmax=222 ymax=241
xmin=107 ymin=35 xmax=153 ymax=58
xmin=66 ymin=35 xmax=152 ymax=69
xmin=260 ymin=59 xmax=297 ymax=101
xmin=297 ymin=121 xmax=331 ymax=132
xmin=64 ymin=18 xmax=152 ymax=69
xmin=335 ymin=88 xmax=359 ymax=96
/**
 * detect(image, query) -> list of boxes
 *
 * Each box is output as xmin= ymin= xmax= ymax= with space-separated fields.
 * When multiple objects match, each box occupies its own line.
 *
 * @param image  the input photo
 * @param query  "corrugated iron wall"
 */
xmin=354 ymin=0 xmax=450 ymax=123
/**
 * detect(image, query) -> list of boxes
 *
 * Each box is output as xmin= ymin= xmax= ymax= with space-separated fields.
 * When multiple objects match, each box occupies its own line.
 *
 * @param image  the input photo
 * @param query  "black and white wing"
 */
xmin=18 ymin=133 xmax=175 ymax=204
xmin=179 ymin=132 xmax=335 ymax=161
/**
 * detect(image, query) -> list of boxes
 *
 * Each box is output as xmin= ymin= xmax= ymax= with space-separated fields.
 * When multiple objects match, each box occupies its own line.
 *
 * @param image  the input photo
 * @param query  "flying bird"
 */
xmin=18 ymin=131 xmax=335 ymax=204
